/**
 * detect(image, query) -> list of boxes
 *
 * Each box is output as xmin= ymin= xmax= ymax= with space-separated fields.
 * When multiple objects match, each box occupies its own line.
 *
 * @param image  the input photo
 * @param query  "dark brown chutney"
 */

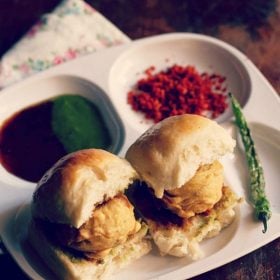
xmin=0 ymin=95 xmax=111 ymax=183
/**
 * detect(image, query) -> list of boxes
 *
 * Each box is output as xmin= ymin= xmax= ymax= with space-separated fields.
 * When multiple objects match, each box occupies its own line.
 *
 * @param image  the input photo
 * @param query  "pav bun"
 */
xmin=28 ymin=219 xmax=151 ymax=280
xmin=126 ymin=114 xmax=235 ymax=198
xmin=32 ymin=149 xmax=138 ymax=228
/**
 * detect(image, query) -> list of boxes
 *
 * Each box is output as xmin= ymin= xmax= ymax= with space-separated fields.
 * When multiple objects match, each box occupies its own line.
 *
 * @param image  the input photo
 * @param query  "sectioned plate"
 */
xmin=0 ymin=33 xmax=279 ymax=280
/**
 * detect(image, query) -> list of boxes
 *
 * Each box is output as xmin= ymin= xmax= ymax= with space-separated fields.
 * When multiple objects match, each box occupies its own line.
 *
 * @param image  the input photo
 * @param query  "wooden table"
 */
xmin=0 ymin=0 xmax=279 ymax=279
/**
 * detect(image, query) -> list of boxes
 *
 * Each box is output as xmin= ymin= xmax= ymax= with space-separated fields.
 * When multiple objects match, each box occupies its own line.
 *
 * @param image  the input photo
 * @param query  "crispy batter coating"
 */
xmin=163 ymin=161 xmax=223 ymax=218
xmin=69 ymin=194 xmax=141 ymax=253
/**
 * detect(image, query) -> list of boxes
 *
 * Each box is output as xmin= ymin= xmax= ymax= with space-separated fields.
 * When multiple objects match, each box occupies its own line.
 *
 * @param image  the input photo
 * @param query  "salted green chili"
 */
xmin=229 ymin=93 xmax=271 ymax=233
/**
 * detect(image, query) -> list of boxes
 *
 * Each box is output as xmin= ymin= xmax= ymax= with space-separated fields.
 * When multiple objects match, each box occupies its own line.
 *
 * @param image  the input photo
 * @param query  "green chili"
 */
xmin=229 ymin=93 xmax=271 ymax=233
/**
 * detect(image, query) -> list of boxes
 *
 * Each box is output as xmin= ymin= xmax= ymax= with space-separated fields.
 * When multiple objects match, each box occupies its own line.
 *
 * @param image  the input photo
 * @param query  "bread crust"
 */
xmin=126 ymin=114 xmax=235 ymax=198
xmin=32 ymin=149 xmax=138 ymax=228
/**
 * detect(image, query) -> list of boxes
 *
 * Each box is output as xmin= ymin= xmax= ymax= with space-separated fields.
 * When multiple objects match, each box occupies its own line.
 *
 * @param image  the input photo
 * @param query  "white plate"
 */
xmin=0 ymin=33 xmax=279 ymax=280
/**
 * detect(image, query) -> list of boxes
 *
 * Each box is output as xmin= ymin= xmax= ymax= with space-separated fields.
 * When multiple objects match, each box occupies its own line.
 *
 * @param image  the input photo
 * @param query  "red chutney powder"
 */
xmin=127 ymin=65 xmax=228 ymax=123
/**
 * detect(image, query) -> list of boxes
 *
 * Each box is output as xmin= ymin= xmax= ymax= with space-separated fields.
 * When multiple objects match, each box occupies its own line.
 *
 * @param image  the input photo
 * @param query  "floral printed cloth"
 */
xmin=0 ymin=0 xmax=130 ymax=89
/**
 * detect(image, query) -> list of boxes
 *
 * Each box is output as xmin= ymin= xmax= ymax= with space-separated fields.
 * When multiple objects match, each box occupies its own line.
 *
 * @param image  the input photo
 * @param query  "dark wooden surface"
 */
xmin=0 ymin=0 xmax=279 ymax=279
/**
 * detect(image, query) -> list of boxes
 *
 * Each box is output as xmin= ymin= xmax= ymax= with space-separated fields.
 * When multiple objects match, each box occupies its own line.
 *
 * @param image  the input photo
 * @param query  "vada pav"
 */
xmin=28 ymin=149 xmax=151 ymax=280
xmin=126 ymin=114 xmax=241 ymax=260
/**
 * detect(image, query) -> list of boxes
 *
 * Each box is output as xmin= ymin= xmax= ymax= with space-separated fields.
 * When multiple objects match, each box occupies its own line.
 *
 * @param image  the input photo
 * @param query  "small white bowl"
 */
xmin=0 ymin=75 xmax=125 ymax=185
xmin=108 ymin=34 xmax=251 ymax=133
